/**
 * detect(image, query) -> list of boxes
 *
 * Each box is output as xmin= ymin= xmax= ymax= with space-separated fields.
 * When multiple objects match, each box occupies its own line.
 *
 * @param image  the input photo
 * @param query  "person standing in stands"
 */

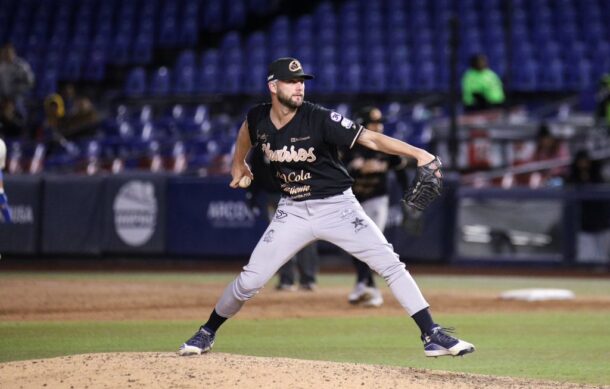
xmin=343 ymin=106 xmax=409 ymax=307
xmin=461 ymin=54 xmax=505 ymax=112
xmin=0 ymin=43 xmax=35 ymax=118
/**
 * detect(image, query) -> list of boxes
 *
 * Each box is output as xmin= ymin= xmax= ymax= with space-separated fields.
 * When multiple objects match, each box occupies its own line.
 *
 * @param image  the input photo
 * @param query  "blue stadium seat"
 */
xmin=109 ymin=36 xmax=131 ymax=65
xmin=413 ymin=62 xmax=436 ymax=91
xmin=564 ymin=59 xmax=592 ymax=90
xmin=511 ymin=60 xmax=538 ymax=91
xmin=158 ymin=17 xmax=178 ymax=48
xmin=221 ymin=31 xmax=242 ymax=51
xmin=311 ymin=65 xmax=338 ymax=94
xmin=364 ymin=63 xmax=387 ymax=93
xmin=83 ymin=50 xmax=106 ymax=81
xmin=388 ymin=62 xmax=414 ymax=93
xmin=340 ymin=63 xmax=362 ymax=93
xmin=220 ymin=64 xmax=242 ymax=94
xmin=197 ymin=63 xmax=218 ymax=94
xmin=227 ymin=0 xmax=246 ymax=28
xmin=180 ymin=18 xmax=199 ymax=46
xmin=131 ymin=36 xmax=153 ymax=64
xmin=173 ymin=67 xmax=196 ymax=95
xmin=125 ymin=67 xmax=147 ymax=97
xmin=150 ymin=67 xmax=171 ymax=96
xmin=60 ymin=52 xmax=83 ymax=81
xmin=538 ymin=59 xmax=564 ymax=90
xmin=243 ymin=63 xmax=266 ymax=94
xmin=36 ymin=71 xmax=58 ymax=98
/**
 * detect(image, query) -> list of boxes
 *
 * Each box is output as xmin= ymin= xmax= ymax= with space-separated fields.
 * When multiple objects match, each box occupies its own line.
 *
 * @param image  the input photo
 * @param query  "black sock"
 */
xmin=202 ymin=309 xmax=227 ymax=334
xmin=411 ymin=308 xmax=436 ymax=335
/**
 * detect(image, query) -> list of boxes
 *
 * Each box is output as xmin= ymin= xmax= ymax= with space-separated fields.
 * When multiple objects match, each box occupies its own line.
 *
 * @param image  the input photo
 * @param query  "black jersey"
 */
xmin=247 ymin=101 xmax=364 ymax=201
xmin=343 ymin=145 xmax=408 ymax=202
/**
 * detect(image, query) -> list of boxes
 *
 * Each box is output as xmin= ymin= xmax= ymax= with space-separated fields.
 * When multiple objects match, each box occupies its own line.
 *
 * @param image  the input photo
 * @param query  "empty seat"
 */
xmin=124 ymin=67 xmax=146 ymax=97
xmin=150 ymin=67 xmax=171 ymax=96
xmin=173 ymin=67 xmax=196 ymax=95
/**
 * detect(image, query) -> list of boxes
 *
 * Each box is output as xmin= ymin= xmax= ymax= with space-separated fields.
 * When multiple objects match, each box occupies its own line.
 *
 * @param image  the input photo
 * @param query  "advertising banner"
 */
xmin=0 ymin=175 xmax=42 ymax=254
xmin=102 ymin=173 xmax=167 ymax=253
xmin=167 ymin=177 xmax=267 ymax=256
xmin=42 ymin=175 xmax=105 ymax=254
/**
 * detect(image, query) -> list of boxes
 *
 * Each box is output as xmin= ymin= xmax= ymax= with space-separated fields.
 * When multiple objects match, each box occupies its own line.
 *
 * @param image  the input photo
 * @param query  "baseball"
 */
xmin=238 ymin=176 xmax=252 ymax=188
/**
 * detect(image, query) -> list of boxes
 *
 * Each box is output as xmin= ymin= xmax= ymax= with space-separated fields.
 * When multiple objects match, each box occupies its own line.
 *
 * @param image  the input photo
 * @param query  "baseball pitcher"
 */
xmin=179 ymin=58 xmax=474 ymax=358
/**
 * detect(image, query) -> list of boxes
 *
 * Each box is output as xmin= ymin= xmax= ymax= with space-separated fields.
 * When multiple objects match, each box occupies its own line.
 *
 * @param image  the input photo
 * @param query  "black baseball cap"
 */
xmin=267 ymin=57 xmax=314 ymax=82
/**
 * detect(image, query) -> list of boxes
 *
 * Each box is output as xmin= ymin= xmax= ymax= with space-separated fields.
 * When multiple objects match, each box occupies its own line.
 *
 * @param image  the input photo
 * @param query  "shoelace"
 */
xmin=189 ymin=329 xmax=213 ymax=346
xmin=432 ymin=326 xmax=457 ymax=344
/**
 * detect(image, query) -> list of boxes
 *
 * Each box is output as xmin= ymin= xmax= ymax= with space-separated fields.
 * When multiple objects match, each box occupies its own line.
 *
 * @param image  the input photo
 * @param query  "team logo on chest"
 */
xmin=261 ymin=142 xmax=317 ymax=163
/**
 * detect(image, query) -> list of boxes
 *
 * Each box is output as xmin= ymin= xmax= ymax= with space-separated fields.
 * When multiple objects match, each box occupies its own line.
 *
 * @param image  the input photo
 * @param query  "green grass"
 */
xmin=1 ymin=313 xmax=609 ymax=385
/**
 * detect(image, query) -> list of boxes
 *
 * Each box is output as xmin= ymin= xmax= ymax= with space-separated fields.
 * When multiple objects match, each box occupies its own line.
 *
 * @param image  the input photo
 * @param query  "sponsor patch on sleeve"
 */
xmin=340 ymin=118 xmax=354 ymax=129
xmin=330 ymin=112 xmax=342 ymax=122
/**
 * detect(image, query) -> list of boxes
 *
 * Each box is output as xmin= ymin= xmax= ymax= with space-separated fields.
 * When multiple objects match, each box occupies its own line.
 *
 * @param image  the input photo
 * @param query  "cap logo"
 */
xmin=267 ymin=74 xmax=274 ymax=81
xmin=288 ymin=60 xmax=302 ymax=72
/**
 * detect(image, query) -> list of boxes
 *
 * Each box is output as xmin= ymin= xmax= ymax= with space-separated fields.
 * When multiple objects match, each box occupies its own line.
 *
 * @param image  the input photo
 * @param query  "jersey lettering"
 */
xmin=261 ymin=143 xmax=317 ymax=163
xmin=276 ymin=170 xmax=312 ymax=183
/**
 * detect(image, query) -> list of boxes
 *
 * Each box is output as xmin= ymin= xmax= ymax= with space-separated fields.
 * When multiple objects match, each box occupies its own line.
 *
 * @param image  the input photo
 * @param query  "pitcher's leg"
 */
xmin=318 ymin=203 xmax=428 ymax=315
xmin=215 ymin=211 xmax=315 ymax=318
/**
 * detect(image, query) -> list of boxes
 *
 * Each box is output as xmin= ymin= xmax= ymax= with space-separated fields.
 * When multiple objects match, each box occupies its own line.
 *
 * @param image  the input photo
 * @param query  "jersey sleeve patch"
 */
xmin=330 ymin=112 xmax=342 ymax=122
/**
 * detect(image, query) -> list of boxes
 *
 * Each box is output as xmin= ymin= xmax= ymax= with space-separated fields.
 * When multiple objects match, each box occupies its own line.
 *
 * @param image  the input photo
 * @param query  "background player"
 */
xmin=344 ymin=106 xmax=409 ymax=307
xmin=178 ymin=57 xmax=475 ymax=358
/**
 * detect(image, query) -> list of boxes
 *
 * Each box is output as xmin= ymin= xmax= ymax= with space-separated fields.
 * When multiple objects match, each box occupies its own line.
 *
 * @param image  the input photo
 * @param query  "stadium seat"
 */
xmin=83 ymin=51 xmax=106 ymax=81
xmin=538 ymin=59 xmax=564 ymax=91
xmin=198 ymin=64 xmax=219 ymax=94
xmin=220 ymin=64 xmax=242 ymax=94
xmin=173 ymin=67 xmax=196 ymax=95
xmin=315 ymin=64 xmax=338 ymax=93
xmin=364 ymin=63 xmax=387 ymax=93
xmin=124 ymin=67 xmax=147 ymax=97
xmin=511 ymin=60 xmax=538 ymax=91
xmin=150 ymin=67 xmax=171 ymax=96
xmin=413 ymin=61 xmax=437 ymax=91
xmin=341 ymin=63 xmax=362 ymax=93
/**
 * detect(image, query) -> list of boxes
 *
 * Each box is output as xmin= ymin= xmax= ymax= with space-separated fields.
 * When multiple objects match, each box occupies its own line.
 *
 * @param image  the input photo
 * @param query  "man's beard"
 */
xmin=277 ymin=89 xmax=302 ymax=110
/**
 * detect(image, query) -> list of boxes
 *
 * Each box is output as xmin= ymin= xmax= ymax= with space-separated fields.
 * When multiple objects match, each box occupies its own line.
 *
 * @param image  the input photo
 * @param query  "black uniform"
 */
xmin=247 ymin=101 xmax=364 ymax=201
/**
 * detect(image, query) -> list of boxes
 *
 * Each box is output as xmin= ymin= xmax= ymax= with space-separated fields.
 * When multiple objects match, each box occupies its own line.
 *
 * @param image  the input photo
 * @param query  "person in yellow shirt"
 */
xmin=461 ymin=54 xmax=505 ymax=112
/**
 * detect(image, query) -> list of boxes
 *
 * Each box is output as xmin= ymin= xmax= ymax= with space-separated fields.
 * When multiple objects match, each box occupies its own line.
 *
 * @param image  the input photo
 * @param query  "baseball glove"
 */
xmin=402 ymin=156 xmax=443 ymax=212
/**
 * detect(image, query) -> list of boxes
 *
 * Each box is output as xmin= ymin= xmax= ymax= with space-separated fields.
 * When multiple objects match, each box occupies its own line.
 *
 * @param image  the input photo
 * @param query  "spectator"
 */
xmin=0 ymin=43 xmax=35 ymax=117
xmin=461 ymin=54 xmax=505 ymax=112
xmin=0 ymin=99 xmax=26 ymax=138
xmin=59 ymin=96 xmax=100 ymax=141
xmin=528 ymin=123 xmax=570 ymax=187
xmin=566 ymin=150 xmax=610 ymax=264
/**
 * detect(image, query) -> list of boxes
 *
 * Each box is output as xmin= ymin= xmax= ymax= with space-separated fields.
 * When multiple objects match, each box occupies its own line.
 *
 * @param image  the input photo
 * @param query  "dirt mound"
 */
xmin=0 ymin=352 xmax=595 ymax=389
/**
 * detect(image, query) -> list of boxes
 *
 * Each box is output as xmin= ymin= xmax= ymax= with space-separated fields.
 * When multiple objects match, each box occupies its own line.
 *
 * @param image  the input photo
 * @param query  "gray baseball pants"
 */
xmin=215 ymin=189 xmax=429 ymax=317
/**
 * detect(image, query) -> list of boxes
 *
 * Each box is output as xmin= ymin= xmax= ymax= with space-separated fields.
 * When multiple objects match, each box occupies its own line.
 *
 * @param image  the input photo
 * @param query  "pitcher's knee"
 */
xmin=373 ymin=260 xmax=406 ymax=281
xmin=232 ymin=270 xmax=267 ymax=301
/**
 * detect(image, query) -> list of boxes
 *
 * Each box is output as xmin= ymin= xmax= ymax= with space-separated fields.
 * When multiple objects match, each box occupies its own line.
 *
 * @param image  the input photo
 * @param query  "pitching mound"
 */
xmin=0 ymin=352 xmax=595 ymax=389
